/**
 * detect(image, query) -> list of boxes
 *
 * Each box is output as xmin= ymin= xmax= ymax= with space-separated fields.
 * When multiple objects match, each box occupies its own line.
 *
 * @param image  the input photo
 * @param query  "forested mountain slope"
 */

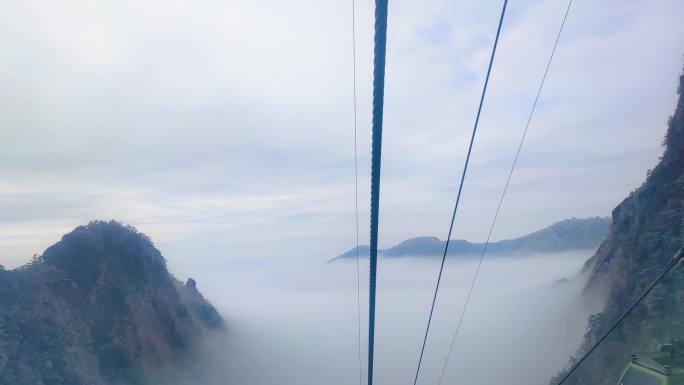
xmin=552 ymin=74 xmax=684 ymax=385
xmin=0 ymin=221 xmax=223 ymax=385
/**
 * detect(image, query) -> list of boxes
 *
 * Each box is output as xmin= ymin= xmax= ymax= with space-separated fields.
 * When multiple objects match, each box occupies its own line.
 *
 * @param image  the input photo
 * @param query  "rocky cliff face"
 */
xmin=0 ymin=221 xmax=223 ymax=385
xmin=553 ymin=74 xmax=684 ymax=385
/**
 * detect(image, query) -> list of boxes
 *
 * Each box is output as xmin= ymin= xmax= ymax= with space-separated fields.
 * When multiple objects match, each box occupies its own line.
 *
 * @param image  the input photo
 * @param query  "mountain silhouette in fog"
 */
xmin=332 ymin=217 xmax=610 ymax=261
xmin=0 ymin=221 xmax=223 ymax=385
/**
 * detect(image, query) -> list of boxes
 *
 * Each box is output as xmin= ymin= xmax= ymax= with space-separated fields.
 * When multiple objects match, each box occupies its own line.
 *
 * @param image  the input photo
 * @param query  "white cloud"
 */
xmin=0 ymin=0 xmax=682 ymax=267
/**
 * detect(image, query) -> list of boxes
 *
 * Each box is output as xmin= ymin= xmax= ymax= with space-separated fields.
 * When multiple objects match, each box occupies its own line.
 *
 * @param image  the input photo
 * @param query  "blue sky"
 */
xmin=1 ymin=0 xmax=683 ymax=268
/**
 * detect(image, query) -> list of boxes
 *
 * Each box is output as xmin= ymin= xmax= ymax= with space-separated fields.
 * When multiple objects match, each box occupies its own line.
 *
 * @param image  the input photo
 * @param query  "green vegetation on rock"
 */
xmin=0 ymin=221 xmax=224 ymax=385
xmin=551 ymin=74 xmax=684 ymax=385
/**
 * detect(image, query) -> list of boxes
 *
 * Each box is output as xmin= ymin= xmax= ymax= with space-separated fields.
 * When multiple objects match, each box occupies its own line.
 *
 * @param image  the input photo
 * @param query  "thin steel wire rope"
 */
xmin=351 ymin=0 xmax=363 ymax=384
xmin=412 ymin=2 xmax=509 ymax=384
xmin=436 ymin=2 xmax=574 ymax=384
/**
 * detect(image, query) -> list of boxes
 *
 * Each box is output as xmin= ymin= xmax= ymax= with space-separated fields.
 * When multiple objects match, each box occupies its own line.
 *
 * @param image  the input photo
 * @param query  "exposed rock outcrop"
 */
xmin=0 ymin=221 xmax=224 ymax=385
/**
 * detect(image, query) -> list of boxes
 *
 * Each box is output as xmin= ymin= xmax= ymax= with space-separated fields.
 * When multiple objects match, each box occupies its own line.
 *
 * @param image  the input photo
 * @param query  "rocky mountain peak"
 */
xmin=0 ymin=221 xmax=224 ymax=385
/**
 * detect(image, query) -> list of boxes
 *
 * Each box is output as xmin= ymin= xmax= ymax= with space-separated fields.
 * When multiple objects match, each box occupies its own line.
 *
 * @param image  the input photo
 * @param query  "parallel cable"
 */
xmin=351 ymin=0 xmax=363 ymax=384
xmin=368 ymin=1 xmax=389 ymax=385
xmin=555 ymin=247 xmax=684 ymax=385
xmin=436 ymin=2 xmax=574 ymax=383
xmin=412 ymin=2 xmax=508 ymax=384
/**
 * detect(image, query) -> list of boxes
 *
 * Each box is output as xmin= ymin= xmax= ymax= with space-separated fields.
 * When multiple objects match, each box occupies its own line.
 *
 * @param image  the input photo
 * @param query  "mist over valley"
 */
xmin=166 ymin=250 xmax=598 ymax=385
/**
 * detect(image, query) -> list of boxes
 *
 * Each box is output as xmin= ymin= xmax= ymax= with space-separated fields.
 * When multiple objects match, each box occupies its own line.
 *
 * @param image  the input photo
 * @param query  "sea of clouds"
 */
xmin=157 ymin=251 xmax=599 ymax=385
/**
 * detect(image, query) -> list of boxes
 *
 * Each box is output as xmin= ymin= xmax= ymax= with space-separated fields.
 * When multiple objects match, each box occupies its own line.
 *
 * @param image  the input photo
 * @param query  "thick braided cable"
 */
xmin=368 ymin=1 xmax=389 ymax=385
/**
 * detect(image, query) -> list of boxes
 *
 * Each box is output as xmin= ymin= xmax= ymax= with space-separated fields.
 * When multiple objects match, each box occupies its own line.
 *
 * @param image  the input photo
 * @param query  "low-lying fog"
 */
xmin=162 ymin=252 xmax=598 ymax=385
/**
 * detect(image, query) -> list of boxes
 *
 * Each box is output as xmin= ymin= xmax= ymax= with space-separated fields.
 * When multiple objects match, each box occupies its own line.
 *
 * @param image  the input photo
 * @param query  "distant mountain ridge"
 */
xmin=332 ymin=217 xmax=610 ymax=261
